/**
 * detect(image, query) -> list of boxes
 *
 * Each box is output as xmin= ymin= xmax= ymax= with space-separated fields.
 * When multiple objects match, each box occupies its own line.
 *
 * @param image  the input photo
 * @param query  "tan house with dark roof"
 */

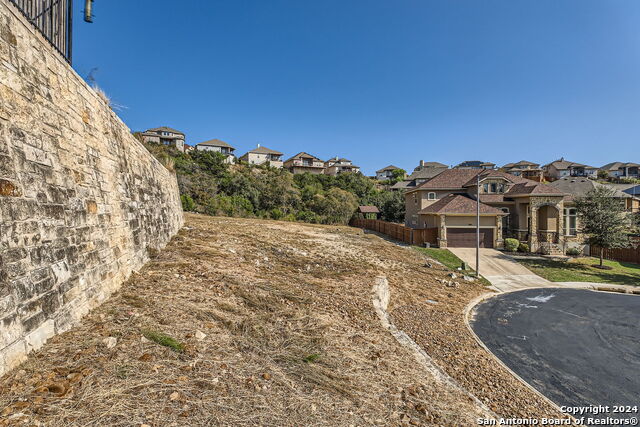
xmin=141 ymin=126 xmax=186 ymax=152
xmin=600 ymin=162 xmax=640 ymax=179
xmin=324 ymin=157 xmax=361 ymax=176
xmin=405 ymin=169 xmax=567 ymax=253
xmin=284 ymin=152 xmax=325 ymax=174
xmin=500 ymin=160 xmax=543 ymax=182
xmin=543 ymin=158 xmax=598 ymax=181
xmin=195 ymin=139 xmax=236 ymax=164
xmin=239 ymin=144 xmax=283 ymax=168
xmin=454 ymin=160 xmax=496 ymax=170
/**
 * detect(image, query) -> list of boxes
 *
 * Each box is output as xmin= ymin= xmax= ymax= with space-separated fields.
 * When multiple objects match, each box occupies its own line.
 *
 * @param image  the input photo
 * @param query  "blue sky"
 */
xmin=72 ymin=1 xmax=640 ymax=175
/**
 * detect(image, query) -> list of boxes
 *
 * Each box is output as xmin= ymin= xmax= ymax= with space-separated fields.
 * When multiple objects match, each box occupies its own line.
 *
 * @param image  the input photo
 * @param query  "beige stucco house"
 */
xmin=140 ymin=126 xmax=185 ymax=152
xmin=239 ymin=145 xmax=283 ymax=168
xmin=600 ymin=162 xmax=640 ymax=179
xmin=284 ymin=152 xmax=325 ymax=174
xmin=324 ymin=157 xmax=361 ymax=176
xmin=543 ymin=158 xmax=598 ymax=181
xmin=499 ymin=160 xmax=543 ymax=182
xmin=405 ymin=169 xmax=568 ymax=253
xmin=195 ymin=139 xmax=236 ymax=164
xmin=376 ymin=165 xmax=404 ymax=181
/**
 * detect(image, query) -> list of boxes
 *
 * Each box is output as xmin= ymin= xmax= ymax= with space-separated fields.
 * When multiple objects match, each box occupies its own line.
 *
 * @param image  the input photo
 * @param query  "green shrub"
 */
xmin=566 ymin=247 xmax=581 ymax=256
xmin=504 ymin=238 xmax=519 ymax=252
xmin=180 ymin=194 xmax=195 ymax=211
xmin=518 ymin=242 xmax=530 ymax=253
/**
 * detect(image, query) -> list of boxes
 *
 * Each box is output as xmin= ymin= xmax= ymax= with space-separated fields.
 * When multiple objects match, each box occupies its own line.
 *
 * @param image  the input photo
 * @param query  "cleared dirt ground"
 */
xmin=0 ymin=214 xmax=566 ymax=426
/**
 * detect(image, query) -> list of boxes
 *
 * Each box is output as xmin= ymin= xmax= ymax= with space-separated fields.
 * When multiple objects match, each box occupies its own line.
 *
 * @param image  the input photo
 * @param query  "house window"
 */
xmin=427 ymin=192 xmax=436 ymax=200
xmin=501 ymin=208 xmax=510 ymax=231
xmin=413 ymin=193 xmax=417 ymax=205
xmin=483 ymin=183 xmax=489 ymax=193
xmin=564 ymin=208 xmax=577 ymax=236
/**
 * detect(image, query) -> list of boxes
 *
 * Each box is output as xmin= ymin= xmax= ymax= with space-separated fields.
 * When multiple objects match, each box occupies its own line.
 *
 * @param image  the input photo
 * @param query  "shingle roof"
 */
xmin=546 ymin=159 xmax=597 ymax=170
xmin=246 ymin=145 xmax=283 ymax=155
xmin=285 ymin=152 xmax=324 ymax=163
xmin=406 ymin=166 xmax=448 ymax=181
xmin=550 ymin=178 xmax=633 ymax=198
xmin=455 ymin=160 xmax=496 ymax=168
xmin=358 ymin=205 xmax=380 ymax=213
xmin=411 ymin=168 xmax=563 ymax=196
xmin=376 ymin=165 xmax=402 ymax=173
xmin=418 ymin=194 xmax=507 ymax=215
xmin=417 ymin=161 xmax=448 ymax=168
xmin=600 ymin=162 xmax=640 ymax=171
xmin=196 ymin=139 xmax=235 ymax=149
xmin=147 ymin=126 xmax=184 ymax=135
xmin=503 ymin=160 xmax=540 ymax=168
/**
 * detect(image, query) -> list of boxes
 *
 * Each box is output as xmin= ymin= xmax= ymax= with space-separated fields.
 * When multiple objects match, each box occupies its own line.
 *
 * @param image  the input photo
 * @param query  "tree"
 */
xmin=596 ymin=170 xmax=609 ymax=181
xmin=388 ymin=168 xmax=407 ymax=185
xmin=575 ymin=187 xmax=629 ymax=267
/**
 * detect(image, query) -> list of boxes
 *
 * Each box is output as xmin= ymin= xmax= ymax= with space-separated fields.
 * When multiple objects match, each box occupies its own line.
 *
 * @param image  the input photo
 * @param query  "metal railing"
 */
xmin=9 ymin=0 xmax=73 ymax=63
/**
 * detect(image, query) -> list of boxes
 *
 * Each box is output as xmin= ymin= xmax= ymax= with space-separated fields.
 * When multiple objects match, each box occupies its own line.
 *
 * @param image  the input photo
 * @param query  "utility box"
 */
xmin=461 ymin=261 xmax=469 ymax=271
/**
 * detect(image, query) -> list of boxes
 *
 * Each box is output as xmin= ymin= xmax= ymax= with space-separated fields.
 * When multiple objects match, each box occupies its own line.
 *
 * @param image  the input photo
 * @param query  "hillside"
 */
xmin=142 ymin=143 xmax=405 ymax=225
xmin=0 ymin=215 xmax=565 ymax=426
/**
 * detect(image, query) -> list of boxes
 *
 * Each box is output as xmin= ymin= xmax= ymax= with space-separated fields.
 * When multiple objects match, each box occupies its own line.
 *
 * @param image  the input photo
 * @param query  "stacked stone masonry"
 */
xmin=0 ymin=1 xmax=183 ymax=375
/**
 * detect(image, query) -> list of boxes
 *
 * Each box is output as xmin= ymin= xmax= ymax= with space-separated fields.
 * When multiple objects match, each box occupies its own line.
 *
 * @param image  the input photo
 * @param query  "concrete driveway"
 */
xmin=447 ymin=248 xmax=552 ymax=292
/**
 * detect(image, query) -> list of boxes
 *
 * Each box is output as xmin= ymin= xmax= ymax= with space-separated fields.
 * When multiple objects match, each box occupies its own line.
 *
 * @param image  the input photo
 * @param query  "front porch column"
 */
xmin=438 ymin=214 xmax=447 ymax=248
xmin=529 ymin=206 xmax=538 ymax=252
xmin=496 ymin=216 xmax=504 ymax=249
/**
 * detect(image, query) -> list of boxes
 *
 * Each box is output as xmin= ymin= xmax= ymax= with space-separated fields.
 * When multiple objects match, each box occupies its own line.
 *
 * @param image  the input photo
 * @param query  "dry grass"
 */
xmin=0 ymin=214 xmax=564 ymax=426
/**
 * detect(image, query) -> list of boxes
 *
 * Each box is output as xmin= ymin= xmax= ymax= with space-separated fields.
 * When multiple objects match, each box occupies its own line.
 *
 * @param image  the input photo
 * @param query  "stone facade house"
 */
xmin=499 ymin=160 xmax=543 ymax=182
xmin=376 ymin=165 xmax=403 ymax=181
xmin=195 ymin=139 xmax=236 ymax=164
xmin=543 ymin=158 xmax=598 ymax=181
xmin=284 ymin=152 xmax=325 ymax=174
xmin=239 ymin=145 xmax=283 ymax=168
xmin=404 ymin=169 xmax=567 ymax=253
xmin=324 ymin=157 xmax=361 ymax=176
xmin=391 ymin=160 xmax=448 ymax=191
xmin=600 ymin=162 xmax=640 ymax=179
xmin=140 ymin=127 xmax=185 ymax=152
xmin=454 ymin=160 xmax=496 ymax=170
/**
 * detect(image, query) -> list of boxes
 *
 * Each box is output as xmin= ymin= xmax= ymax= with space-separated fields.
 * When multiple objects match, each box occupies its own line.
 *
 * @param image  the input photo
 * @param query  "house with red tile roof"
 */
xmin=404 ymin=168 xmax=567 ymax=253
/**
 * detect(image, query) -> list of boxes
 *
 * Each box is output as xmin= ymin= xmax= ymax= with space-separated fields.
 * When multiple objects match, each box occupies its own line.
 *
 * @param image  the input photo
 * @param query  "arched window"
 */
xmin=427 ymin=192 xmax=437 ymax=200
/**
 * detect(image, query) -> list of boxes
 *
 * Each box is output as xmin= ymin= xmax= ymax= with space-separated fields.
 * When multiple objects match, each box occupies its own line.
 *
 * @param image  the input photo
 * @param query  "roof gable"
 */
xmin=418 ymin=194 xmax=507 ymax=215
xmin=196 ymin=139 xmax=234 ymax=149
xmin=285 ymin=152 xmax=324 ymax=163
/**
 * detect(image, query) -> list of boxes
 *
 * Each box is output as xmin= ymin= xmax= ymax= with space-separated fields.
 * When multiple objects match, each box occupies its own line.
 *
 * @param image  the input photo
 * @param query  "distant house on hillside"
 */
xmin=391 ymin=160 xmax=448 ymax=191
xmin=239 ymin=144 xmax=283 ymax=168
xmin=551 ymin=178 xmax=640 ymax=214
xmin=376 ymin=165 xmax=404 ymax=181
xmin=284 ymin=152 xmax=325 ymax=174
xmin=140 ymin=127 xmax=185 ymax=152
xmin=324 ymin=157 xmax=361 ymax=176
xmin=543 ymin=158 xmax=598 ymax=181
xmin=454 ymin=160 xmax=495 ymax=170
xmin=500 ymin=160 xmax=543 ymax=182
xmin=600 ymin=162 xmax=640 ymax=179
xmin=196 ymin=139 xmax=236 ymax=164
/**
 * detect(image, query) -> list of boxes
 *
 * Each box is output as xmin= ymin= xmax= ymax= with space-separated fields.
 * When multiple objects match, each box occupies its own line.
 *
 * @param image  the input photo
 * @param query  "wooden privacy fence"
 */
xmin=592 ymin=246 xmax=640 ymax=265
xmin=350 ymin=218 xmax=438 ymax=246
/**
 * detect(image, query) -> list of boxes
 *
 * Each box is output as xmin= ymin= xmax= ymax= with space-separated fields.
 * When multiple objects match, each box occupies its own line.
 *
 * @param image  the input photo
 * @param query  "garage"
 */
xmin=446 ymin=227 xmax=493 ymax=248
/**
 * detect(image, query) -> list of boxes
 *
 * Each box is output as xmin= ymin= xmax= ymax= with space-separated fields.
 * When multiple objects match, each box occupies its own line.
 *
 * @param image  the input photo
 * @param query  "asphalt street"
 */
xmin=472 ymin=288 xmax=640 ymax=423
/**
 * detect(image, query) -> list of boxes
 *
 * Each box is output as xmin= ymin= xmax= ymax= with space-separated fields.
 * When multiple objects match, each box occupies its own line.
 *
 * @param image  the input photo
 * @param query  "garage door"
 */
xmin=447 ymin=228 xmax=494 ymax=248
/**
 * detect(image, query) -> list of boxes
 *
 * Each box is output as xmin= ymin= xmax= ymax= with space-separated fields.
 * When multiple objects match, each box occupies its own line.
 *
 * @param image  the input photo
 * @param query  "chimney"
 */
xmin=420 ymin=160 xmax=425 ymax=167
xmin=257 ymin=143 xmax=261 ymax=148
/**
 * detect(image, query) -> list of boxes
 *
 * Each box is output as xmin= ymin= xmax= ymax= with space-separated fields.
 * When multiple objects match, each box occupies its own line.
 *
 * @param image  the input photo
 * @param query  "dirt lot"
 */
xmin=0 ymin=214 xmax=566 ymax=426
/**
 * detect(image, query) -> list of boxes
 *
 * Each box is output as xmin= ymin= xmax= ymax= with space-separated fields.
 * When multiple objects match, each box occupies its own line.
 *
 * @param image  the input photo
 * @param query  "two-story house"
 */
xmin=376 ymin=165 xmax=404 ymax=181
xmin=239 ymin=145 xmax=283 ymax=168
xmin=195 ymin=139 xmax=236 ymax=164
xmin=454 ymin=160 xmax=496 ymax=170
xmin=404 ymin=169 xmax=567 ymax=253
xmin=140 ymin=127 xmax=186 ymax=152
xmin=600 ymin=162 xmax=640 ymax=180
xmin=500 ymin=160 xmax=543 ymax=182
xmin=283 ymin=152 xmax=326 ymax=174
xmin=324 ymin=157 xmax=361 ymax=176
xmin=391 ymin=160 xmax=448 ymax=191
xmin=543 ymin=158 xmax=598 ymax=181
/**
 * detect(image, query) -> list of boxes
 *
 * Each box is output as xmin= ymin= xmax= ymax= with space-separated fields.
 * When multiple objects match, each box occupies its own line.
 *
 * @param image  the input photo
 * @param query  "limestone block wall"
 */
xmin=0 ymin=1 xmax=184 ymax=374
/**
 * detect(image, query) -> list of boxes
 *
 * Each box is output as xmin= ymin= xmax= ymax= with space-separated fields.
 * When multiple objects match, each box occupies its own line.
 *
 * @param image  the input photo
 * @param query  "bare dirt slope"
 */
xmin=0 ymin=214 xmax=565 ymax=426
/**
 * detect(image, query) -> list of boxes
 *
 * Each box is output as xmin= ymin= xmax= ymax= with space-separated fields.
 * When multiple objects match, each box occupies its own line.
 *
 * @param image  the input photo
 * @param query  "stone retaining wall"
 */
xmin=0 ymin=1 xmax=184 ymax=374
